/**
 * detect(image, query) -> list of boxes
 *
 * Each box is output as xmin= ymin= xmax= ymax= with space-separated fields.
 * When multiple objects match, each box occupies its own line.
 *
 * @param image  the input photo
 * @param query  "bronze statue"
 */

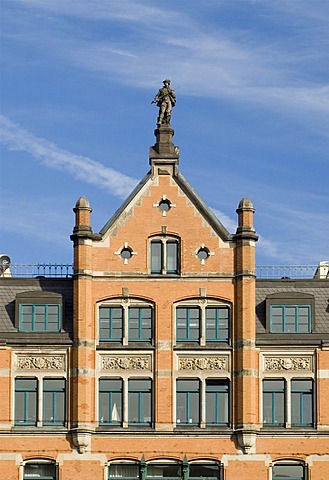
xmin=151 ymin=79 xmax=176 ymax=126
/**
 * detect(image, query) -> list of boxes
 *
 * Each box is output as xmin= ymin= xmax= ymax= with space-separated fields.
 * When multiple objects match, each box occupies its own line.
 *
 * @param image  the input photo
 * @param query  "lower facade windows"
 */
xmin=176 ymin=378 xmax=229 ymax=427
xmin=263 ymin=378 xmax=314 ymax=427
xmin=108 ymin=461 xmax=222 ymax=480
xmin=15 ymin=377 xmax=66 ymax=426
xmin=23 ymin=461 xmax=56 ymax=480
xmin=99 ymin=377 xmax=152 ymax=427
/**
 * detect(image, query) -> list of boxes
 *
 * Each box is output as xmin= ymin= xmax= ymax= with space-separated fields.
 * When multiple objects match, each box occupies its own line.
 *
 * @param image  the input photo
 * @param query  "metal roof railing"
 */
xmin=255 ymin=265 xmax=318 ymax=279
xmin=3 ymin=264 xmax=327 ymax=279
xmin=10 ymin=263 xmax=74 ymax=278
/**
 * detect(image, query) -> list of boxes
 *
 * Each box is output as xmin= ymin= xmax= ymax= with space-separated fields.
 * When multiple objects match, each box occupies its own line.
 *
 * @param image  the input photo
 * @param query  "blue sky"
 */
xmin=1 ymin=0 xmax=328 ymax=266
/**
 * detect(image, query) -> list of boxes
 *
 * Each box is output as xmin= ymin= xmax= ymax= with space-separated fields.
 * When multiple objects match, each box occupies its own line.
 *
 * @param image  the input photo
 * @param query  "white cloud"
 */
xmin=0 ymin=115 xmax=138 ymax=198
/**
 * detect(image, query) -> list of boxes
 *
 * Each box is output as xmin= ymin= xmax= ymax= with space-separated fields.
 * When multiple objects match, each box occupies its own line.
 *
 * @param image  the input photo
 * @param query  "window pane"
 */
xmin=24 ymin=463 xmax=56 ymax=479
xmin=99 ymin=379 xmax=122 ymax=424
xmin=206 ymin=380 xmax=229 ymax=425
xmin=147 ymin=464 xmax=182 ymax=478
xmin=43 ymin=379 xmax=65 ymax=425
xmin=176 ymin=380 xmax=199 ymax=425
xmin=166 ymin=241 xmax=178 ymax=273
xmin=189 ymin=465 xmax=220 ymax=479
xmin=129 ymin=307 xmax=152 ymax=341
xmin=151 ymin=242 xmax=162 ymax=273
xmin=176 ymin=307 xmax=199 ymax=341
xmin=109 ymin=464 xmax=139 ymax=479
xmin=99 ymin=307 xmax=123 ymax=341
xmin=291 ymin=380 xmax=313 ymax=426
xmin=15 ymin=378 xmax=37 ymax=425
xmin=21 ymin=305 xmax=33 ymax=331
xmin=263 ymin=380 xmax=285 ymax=426
xmin=273 ymin=464 xmax=304 ymax=479
xmin=128 ymin=379 xmax=151 ymax=425
xmin=206 ymin=307 xmax=229 ymax=341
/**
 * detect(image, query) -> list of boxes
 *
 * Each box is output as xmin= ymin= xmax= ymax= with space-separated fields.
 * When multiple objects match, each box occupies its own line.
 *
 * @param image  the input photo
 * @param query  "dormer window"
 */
xmin=16 ymin=292 xmax=63 ymax=332
xmin=150 ymin=236 xmax=180 ymax=274
xmin=266 ymin=292 xmax=314 ymax=334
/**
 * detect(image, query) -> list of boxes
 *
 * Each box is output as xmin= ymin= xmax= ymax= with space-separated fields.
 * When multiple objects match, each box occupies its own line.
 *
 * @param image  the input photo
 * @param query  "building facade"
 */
xmin=0 ymin=124 xmax=328 ymax=479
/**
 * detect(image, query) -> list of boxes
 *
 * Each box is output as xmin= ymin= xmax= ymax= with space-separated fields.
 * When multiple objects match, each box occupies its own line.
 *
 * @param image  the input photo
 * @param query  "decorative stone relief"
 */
xmin=17 ymin=355 xmax=65 ymax=370
xmin=101 ymin=355 xmax=151 ymax=371
xmin=179 ymin=356 xmax=227 ymax=371
xmin=264 ymin=356 xmax=312 ymax=371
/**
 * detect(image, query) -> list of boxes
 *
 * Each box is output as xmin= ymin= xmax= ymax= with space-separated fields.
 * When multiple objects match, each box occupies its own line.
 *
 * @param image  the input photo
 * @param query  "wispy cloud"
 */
xmin=0 ymin=115 xmax=138 ymax=198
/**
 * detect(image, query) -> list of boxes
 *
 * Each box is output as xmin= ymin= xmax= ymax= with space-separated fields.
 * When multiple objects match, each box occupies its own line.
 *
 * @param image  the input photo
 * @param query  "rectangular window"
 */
xmin=109 ymin=464 xmax=140 ymax=480
xmin=176 ymin=307 xmax=200 ymax=341
xmin=273 ymin=464 xmax=305 ymax=479
xmin=205 ymin=307 xmax=229 ymax=342
xmin=24 ymin=463 xmax=56 ymax=480
xmin=150 ymin=241 xmax=162 ymax=273
xmin=99 ymin=379 xmax=123 ymax=425
xmin=206 ymin=380 xmax=229 ymax=426
xmin=176 ymin=379 xmax=200 ymax=426
xmin=99 ymin=307 xmax=123 ymax=341
xmin=166 ymin=241 xmax=178 ymax=274
xmin=150 ymin=239 xmax=179 ymax=274
xmin=147 ymin=464 xmax=182 ymax=479
xmin=43 ymin=379 xmax=66 ymax=425
xmin=129 ymin=307 xmax=152 ymax=342
xmin=263 ymin=379 xmax=285 ymax=426
xmin=19 ymin=304 xmax=60 ymax=332
xmin=291 ymin=379 xmax=313 ymax=426
xmin=15 ymin=378 xmax=38 ymax=425
xmin=189 ymin=464 xmax=221 ymax=480
xmin=128 ymin=379 xmax=152 ymax=426
xmin=270 ymin=305 xmax=311 ymax=333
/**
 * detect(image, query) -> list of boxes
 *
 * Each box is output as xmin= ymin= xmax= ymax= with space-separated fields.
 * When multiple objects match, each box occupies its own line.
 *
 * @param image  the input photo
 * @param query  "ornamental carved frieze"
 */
xmin=179 ymin=356 xmax=227 ymax=371
xmin=17 ymin=355 xmax=65 ymax=370
xmin=101 ymin=355 xmax=151 ymax=371
xmin=264 ymin=356 xmax=312 ymax=371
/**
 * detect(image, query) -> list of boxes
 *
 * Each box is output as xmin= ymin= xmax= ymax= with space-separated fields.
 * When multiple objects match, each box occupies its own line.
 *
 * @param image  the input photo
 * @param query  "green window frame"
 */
xmin=272 ymin=462 xmax=306 ymax=480
xmin=206 ymin=379 xmax=229 ymax=426
xmin=291 ymin=379 xmax=314 ymax=427
xmin=19 ymin=304 xmax=61 ymax=332
xmin=99 ymin=379 xmax=123 ymax=425
xmin=263 ymin=379 xmax=285 ymax=426
xmin=270 ymin=305 xmax=311 ymax=333
xmin=15 ymin=378 xmax=38 ymax=426
xmin=205 ymin=307 xmax=229 ymax=342
xmin=23 ymin=463 xmax=56 ymax=480
xmin=176 ymin=379 xmax=200 ymax=426
xmin=176 ymin=307 xmax=200 ymax=341
xmin=150 ymin=239 xmax=179 ymax=274
xmin=128 ymin=307 xmax=152 ymax=342
xmin=128 ymin=379 xmax=152 ymax=426
xmin=99 ymin=306 xmax=123 ymax=341
xmin=43 ymin=378 xmax=66 ymax=426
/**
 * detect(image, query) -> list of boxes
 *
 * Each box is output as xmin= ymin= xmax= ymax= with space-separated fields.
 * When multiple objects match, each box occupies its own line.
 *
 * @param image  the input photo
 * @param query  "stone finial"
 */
xmin=235 ymin=198 xmax=258 ymax=241
xmin=73 ymin=196 xmax=92 ymax=232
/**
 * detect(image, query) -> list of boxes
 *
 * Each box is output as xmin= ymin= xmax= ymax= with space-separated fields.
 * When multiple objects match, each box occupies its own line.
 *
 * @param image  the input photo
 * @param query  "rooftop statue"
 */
xmin=151 ymin=79 xmax=176 ymax=126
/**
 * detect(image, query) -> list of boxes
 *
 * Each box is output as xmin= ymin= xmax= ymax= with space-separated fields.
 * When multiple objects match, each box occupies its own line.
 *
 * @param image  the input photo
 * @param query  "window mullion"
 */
xmin=200 ymin=379 xmax=206 ymax=428
xmin=123 ymin=379 xmax=128 ymax=428
xmin=200 ymin=304 xmax=206 ymax=346
xmin=286 ymin=379 xmax=291 ymax=428
xmin=162 ymin=240 xmax=166 ymax=274
xmin=123 ymin=305 xmax=128 ymax=346
xmin=37 ymin=379 xmax=42 ymax=427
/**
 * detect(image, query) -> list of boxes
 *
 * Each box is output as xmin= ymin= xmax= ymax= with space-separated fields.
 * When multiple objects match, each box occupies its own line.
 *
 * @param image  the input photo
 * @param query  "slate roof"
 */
xmin=0 ymin=277 xmax=73 ymax=342
xmin=256 ymin=279 xmax=329 ymax=335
